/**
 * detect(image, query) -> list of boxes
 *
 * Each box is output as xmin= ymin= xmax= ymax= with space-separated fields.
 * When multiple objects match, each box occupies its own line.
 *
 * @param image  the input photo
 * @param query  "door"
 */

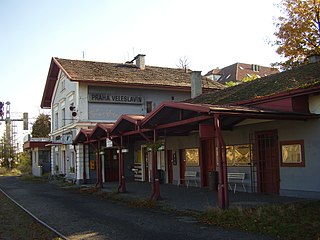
xmin=105 ymin=149 xmax=119 ymax=182
xmin=255 ymin=130 xmax=280 ymax=194
xmin=167 ymin=150 xmax=173 ymax=184
xmin=179 ymin=149 xmax=186 ymax=185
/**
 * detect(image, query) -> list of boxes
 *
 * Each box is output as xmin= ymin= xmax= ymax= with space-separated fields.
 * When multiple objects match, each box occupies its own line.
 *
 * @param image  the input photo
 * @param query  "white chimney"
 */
xmin=191 ymin=71 xmax=202 ymax=98
xmin=135 ymin=54 xmax=146 ymax=70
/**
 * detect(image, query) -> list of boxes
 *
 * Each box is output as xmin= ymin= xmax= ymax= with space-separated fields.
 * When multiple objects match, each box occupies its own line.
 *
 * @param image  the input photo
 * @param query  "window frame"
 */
xmin=185 ymin=148 xmax=199 ymax=167
xmin=226 ymin=144 xmax=252 ymax=166
xmin=280 ymin=140 xmax=305 ymax=167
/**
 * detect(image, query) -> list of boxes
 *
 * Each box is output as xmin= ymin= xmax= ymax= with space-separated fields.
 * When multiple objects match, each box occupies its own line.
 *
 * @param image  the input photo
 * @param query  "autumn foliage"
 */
xmin=273 ymin=0 xmax=320 ymax=70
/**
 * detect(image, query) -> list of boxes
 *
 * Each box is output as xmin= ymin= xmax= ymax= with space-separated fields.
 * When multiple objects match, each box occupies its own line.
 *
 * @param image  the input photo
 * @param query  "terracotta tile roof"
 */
xmin=190 ymin=62 xmax=320 ymax=105
xmin=55 ymin=58 xmax=224 ymax=90
xmin=205 ymin=63 xmax=279 ymax=84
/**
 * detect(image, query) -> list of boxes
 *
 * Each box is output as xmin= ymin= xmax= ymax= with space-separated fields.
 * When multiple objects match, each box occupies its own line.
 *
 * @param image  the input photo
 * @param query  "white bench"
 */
xmin=227 ymin=172 xmax=246 ymax=193
xmin=178 ymin=170 xmax=198 ymax=188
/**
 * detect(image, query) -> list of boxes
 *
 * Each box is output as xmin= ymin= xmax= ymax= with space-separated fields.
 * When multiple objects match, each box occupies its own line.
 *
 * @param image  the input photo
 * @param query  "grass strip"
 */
xmin=0 ymin=191 xmax=63 ymax=240
xmin=198 ymin=201 xmax=320 ymax=239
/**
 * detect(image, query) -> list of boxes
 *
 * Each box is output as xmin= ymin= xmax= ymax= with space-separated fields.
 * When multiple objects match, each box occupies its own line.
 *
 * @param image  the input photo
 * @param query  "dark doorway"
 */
xmin=255 ymin=130 xmax=280 ymax=194
xmin=104 ymin=149 xmax=119 ymax=182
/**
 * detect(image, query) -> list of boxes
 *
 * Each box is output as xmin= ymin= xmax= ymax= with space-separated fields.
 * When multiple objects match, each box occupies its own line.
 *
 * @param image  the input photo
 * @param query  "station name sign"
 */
xmin=89 ymin=93 xmax=144 ymax=105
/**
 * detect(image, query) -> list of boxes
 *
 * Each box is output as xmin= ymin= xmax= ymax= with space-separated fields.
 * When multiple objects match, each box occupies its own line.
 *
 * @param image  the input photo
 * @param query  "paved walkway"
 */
xmin=1 ymin=176 xmax=276 ymax=240
xmin=98 ymin=181 xmax=305 ymax=212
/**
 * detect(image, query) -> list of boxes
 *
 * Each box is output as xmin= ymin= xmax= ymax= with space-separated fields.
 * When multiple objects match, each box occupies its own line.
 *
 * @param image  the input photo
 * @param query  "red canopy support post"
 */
xmin=82 ymin=143 xmax=87 ymax=184
xmin=117 ymin=135 xmax=126 ymax=193
xmin=214 ymin=114 xmax=229 ymax=209
xmin=95 ymin=140 xmax=103 ymax=188
xmin=151 ymin=129 xmax=161 ymax=200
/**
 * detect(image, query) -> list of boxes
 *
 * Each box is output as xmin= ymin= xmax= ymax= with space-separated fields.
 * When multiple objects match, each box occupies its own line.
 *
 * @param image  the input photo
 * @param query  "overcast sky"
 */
xmin=0 ymin=0 xmax=282 ymax=144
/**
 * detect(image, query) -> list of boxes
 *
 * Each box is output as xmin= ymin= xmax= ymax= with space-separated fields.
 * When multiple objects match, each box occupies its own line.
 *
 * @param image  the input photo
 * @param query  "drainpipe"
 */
xmin=82 ymin=143 xmax=87 ymax=184
xmin=214 ymin=114 xmax=229 ymax=209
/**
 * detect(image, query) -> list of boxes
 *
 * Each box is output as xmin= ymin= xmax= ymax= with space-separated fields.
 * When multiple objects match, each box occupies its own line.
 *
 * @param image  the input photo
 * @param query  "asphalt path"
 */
xmin=0 ymin=176 xmax=273 ymax=240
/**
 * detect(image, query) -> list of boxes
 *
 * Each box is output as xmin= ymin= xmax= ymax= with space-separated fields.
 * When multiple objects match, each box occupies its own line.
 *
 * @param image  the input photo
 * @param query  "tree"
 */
xmin=31 ymin=113 xmax=51 ymax=138
xmin=176 ymin=56 xmax=190 ymax=71
xmin=0 ymin=134 xmax=15 ymax=169
xmin=273 ymin=0 xmax=320 ymax=70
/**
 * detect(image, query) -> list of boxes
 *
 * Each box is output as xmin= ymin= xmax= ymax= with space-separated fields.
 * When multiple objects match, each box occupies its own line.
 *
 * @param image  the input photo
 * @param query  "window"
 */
xmin=226 ymin=144 xmax=252 ymax=166
xmin=280 ymin=140 xmax=305 ymax=167
xmin=185 ymin=148 xmax=199 ymax=166
xmin=54 ymin=112 xmax=58 ymax=130
xmin=252 ymin=64 xmax=260 ymax=72
xmin=61 ymin=108 xmax=65 ymax=126
xmin=146 ymin=101 xmax=153 ymax=113
xmin=61 ymin=79 xmax=65 ymax=91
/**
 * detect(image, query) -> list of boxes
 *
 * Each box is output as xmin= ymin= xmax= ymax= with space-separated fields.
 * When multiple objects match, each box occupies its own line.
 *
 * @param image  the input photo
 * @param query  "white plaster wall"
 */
xmin=88 ymin=86 xmax=189 ymax=121
xmin=165 ymin=133 xmax=200 ymax=183
xmin=222 ymin=118 xmax=320 ymax=197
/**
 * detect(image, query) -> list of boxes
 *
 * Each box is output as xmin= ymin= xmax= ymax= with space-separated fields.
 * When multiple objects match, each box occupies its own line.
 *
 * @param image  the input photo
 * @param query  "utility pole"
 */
xmin=0 ymin=101 xmax=28 ymax=168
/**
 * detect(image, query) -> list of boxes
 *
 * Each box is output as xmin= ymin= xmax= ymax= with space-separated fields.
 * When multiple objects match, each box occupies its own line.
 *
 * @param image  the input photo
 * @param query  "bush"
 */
xmin=17 ymin=164 xmax=32 ymax=175
xmin=16 ymin=152 xmax=32 ymax=175
xmin=0 ymin=167 xmax=7 ymax=175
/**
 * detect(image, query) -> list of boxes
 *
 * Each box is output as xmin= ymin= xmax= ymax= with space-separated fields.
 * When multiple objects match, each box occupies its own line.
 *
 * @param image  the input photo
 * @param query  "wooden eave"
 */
xmin=73 ymin=129 xmax=93 ymax=144
xmin=90 ymin=123 xmax=114 ymax=140
xmin=237 ymin=85 xmax=320 ymax=106
xmin=110 ymin=115 xmax=145 ymax=135
xmin=23 ymin=141 xmax=51 ymax=150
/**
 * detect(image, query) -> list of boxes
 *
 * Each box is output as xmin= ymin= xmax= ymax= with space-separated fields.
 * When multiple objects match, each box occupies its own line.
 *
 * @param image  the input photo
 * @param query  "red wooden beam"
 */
xmin=155 ymin=115 xmax=212 ymax=130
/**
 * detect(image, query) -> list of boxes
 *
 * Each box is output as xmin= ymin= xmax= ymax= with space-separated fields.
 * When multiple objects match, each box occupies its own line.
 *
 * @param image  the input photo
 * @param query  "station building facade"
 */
xmin=40 ymin=54 xmax=223 ymax=183
xmin=74 ymin=60 xmax=320 ymax=208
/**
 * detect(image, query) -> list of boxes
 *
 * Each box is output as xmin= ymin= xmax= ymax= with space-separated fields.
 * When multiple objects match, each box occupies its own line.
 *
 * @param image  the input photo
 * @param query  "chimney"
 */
xmin=191 ymin=71 xmax=202 ymax=98
xmin=135 ymin=54 xmax=146 ymax=70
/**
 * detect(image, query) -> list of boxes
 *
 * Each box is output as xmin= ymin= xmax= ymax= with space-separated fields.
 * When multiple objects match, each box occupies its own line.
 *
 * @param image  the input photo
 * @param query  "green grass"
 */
xmin=0 ymin=191 xmax=62 ymax=240
xmin=198 ymin=201 xmax=320 ymax=239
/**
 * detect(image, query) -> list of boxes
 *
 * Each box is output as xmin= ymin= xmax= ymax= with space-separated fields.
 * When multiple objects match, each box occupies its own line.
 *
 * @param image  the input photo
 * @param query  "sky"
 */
xmin=0 ymin=0 xmax=282 ymax=148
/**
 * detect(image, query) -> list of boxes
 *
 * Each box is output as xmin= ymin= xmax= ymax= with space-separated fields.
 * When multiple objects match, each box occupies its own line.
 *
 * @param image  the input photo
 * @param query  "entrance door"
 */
xmin=179 ymin=149 xmax=186 ymax=185
xmin=105 ymin=149 xmax=119 ymax=182
xmin=167 ymin=150 xmax=173 ymax=184
xmin=255 ymin=130 xmax=280 ymax=194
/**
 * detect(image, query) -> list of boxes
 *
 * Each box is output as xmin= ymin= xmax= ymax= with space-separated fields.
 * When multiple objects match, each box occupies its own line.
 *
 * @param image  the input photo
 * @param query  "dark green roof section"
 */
xmin=190 ymin=62 xmax=320 ymax=105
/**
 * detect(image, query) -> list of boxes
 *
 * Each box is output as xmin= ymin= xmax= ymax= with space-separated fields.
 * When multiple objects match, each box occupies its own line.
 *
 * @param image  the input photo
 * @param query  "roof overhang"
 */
xmin=140 ymin=102 xmax=319 ymax=135
xmin=90 ymin=123 xmax=114 ymax=140
xmin=73 ymin=129 xmax=93 ymax=144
